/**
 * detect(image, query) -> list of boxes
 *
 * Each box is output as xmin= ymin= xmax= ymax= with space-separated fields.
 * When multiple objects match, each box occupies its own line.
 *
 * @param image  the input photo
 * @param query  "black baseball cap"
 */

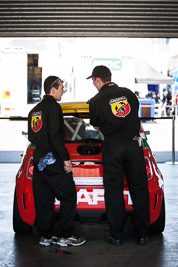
xmin=86 ymin=65 xmax=112 ymax=79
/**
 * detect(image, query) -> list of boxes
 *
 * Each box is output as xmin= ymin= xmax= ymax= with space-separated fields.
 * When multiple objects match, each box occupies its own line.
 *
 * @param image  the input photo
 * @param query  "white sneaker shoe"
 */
xmin=56 ymin=236 xmax=86 ymax=247
xmin=39 ymin=236 xmax=58 ymax=246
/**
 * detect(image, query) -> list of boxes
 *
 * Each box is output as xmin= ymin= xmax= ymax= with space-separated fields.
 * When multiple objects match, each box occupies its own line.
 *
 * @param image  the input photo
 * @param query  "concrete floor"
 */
xmin=0 ymin=163 xmax=178 ymax=267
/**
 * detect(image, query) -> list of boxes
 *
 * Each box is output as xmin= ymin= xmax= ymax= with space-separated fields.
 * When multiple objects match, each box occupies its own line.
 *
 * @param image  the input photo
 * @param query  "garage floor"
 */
xmin=0 ymin=163 xmax=177 ymax=267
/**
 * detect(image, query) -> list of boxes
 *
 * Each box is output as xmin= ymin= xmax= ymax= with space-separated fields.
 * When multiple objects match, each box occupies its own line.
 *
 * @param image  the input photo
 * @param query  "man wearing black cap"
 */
xmin=87 ymin=66 xmax=150 ymax=246
xmin=28 ymin=76 xmax=86 ymax=247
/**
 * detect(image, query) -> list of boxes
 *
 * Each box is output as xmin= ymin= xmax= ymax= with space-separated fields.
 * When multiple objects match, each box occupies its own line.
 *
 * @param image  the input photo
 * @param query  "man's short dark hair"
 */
xmin=100 ymin=76 xmax=111 ymax=83
xmin=44 ymin=76 xmax=59 ymax=95
xmin=93 ymin=76 xmax=111 ymax=83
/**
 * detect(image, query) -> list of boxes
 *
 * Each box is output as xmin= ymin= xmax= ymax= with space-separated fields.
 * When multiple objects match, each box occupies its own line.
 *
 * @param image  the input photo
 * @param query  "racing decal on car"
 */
xmin=55 ymin=189 xmax=133 ymax=206
xmin=109 ymin=96 xmax=131 ymax=117
xmin=31 ymin=111 xmax=42 ymax=133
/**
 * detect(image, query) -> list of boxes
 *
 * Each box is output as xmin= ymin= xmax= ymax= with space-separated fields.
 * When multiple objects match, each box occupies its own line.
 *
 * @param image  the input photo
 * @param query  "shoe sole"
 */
xmin=57 ymin=239 xmax=86 ymax=247
xmin=56 ymin=242 xmax=68 ymax=247
xmin=105 ymin=236 xmax=122 ymax=246
xmin=39 ymin=242 xmax=50 ymax=247
xmin=137 ymin=241 xmax=148 ymax=246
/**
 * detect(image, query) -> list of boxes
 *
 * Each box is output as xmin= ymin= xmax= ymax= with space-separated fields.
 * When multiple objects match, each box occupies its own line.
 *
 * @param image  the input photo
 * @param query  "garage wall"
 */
xmin=0 ymin=0 xmax=178 ymax=38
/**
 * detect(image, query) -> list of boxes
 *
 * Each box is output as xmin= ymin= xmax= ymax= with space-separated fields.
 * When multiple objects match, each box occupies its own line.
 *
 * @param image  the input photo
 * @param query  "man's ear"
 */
xmin=96 ymin=77 xmax=102 ymax=84
xmin=96 ymin=77 xmax=102 ymax=83
xmin=50 ymin=87 xmax=56 ymax=95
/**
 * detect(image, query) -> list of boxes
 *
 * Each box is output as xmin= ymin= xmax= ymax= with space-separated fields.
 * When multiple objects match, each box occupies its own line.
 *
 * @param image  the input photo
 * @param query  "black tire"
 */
xmin=13 ymin=188 xmax=33 ymax=234
xmin=149 ymin=194 xmax=165 ymax=234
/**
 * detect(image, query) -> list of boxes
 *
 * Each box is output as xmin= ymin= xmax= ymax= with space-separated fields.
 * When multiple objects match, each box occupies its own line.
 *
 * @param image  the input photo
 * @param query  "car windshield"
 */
xmin=64 ymin=115 xmax=104 ymax=143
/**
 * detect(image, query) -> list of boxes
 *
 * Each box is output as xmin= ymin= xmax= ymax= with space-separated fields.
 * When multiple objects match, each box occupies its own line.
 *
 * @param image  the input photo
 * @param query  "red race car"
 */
xmin=13 ymin=102 xmax=165 ymax=234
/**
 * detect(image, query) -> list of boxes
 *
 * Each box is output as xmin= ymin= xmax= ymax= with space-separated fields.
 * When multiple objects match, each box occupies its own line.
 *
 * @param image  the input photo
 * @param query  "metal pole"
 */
xmin=172 ymin=115 xmax=175 ymax=165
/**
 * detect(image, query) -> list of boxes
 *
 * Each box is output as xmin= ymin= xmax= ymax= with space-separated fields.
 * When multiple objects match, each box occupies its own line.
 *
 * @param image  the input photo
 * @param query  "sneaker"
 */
xmin=105 ymin=232 xmax=122 ymax=246
xmin=39 ymin=236 xmax=58 ymax=246
xmin=50 ymin=236 xmax=58 ymax=244
xmin=56 ymin=236 xmax=86 ymax=247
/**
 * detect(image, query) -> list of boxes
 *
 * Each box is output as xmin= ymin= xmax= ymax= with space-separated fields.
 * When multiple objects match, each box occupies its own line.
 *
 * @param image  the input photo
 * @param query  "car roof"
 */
xmin=61 ymin=102 xmax=89 ymax=114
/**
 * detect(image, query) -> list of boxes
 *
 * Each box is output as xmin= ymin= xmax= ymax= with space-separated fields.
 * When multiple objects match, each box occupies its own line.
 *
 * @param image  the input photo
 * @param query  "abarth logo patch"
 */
xmin=109 ymin=96 xmax=131 ymax=117
xmin=31 ymin=111 xmax=42 ymax=133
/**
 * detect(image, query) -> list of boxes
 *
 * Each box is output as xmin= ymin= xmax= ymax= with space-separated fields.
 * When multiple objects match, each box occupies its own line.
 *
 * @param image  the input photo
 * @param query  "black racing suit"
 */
xmin=28 ymin=95 xmax=76 ymax=238
xmin=89 ymin=82 xmax=150 ymax=239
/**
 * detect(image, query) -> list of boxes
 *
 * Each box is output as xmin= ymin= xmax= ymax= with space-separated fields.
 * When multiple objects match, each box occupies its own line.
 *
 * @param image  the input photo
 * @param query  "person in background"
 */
xmin=174 ymin=92 xmax=178 ymax=115
xmin=87 ymin=66 xmax=150 ymax=246
xmin=155 ymin=93 xmax=161 ymax=104
xmin=166 ymin=88 xmax=172 ymax=116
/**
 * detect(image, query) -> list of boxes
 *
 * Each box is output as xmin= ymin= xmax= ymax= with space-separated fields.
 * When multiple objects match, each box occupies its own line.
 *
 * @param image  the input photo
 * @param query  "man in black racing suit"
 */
xmin=87 ymin=66 xmax=150 ymax=246
xmin=28 ymin=76 xmax=86 ymax=247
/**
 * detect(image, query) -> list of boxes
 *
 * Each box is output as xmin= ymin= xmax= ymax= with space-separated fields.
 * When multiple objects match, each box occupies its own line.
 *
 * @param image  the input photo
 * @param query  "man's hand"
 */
xmin=64 ymin=160 xmax=72 ymax=173
xmin=94 ymin=126 xmax=99 ymax=130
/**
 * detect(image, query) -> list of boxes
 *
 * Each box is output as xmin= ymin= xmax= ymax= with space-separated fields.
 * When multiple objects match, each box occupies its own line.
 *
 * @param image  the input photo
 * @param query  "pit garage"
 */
xmin=0 ymin=1 xmax=178 ymax=267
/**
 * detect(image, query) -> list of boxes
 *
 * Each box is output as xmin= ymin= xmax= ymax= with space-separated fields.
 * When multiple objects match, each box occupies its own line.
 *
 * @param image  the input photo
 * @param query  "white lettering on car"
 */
xmin=77 ymin=189 xmax=93 ymax=205
xmin=55 ymin=189 xmax=132 ymax=205
xmin=17 ymin=168 xmax=22 ymax=178
xmin=77 ymin=189 xmax=104 ymax=205
xmin=124 ymin=190 xmax=133 ymax=205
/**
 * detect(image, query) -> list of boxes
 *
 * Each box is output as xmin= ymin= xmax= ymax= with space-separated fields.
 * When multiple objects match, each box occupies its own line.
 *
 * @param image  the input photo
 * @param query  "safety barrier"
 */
xmin=0 ymin=104 xmax=177 ymax=164
xmin=139 ymin=103 xmax=177 ymax=165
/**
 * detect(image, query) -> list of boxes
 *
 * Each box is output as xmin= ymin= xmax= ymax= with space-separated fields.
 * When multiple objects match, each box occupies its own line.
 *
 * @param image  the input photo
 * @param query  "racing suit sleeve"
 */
xmin=89 ymin=98 xmax=99 ymax=127
xmin=47 ymin=103 xmax=70 ymax=161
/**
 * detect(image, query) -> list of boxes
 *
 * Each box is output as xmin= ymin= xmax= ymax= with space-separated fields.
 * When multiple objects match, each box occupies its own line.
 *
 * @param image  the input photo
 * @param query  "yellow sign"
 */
xmin=3 ymin=91 xmax=10 ymax=98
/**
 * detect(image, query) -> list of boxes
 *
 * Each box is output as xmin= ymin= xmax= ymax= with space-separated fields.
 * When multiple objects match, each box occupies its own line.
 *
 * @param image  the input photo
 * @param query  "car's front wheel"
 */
xmin=13 ymin=189 xmax=33 ymax=234
xmin=149 ymin=194 xmax=165 ymax=233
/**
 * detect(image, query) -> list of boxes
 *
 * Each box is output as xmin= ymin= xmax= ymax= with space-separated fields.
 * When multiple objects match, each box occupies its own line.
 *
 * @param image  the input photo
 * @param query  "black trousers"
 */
xmin=33 ymin=157 xmax=76 ymax=239
xmin=102 ymin=134 xmax=150 ymax=239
